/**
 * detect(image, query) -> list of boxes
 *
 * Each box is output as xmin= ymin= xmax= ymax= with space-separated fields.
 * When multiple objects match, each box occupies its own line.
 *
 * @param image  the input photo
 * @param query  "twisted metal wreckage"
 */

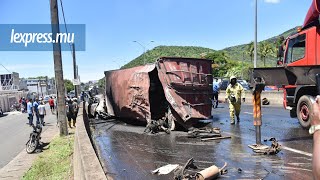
xmin=87 ymin=57 xmax=213 ymax=132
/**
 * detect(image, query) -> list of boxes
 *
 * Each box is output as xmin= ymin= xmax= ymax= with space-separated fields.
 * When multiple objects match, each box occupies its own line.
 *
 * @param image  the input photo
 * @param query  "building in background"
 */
xmin=21 ymin=77 xmax=56 ymax=96
xmin=0 ymin=72 xmax=20 ymax=91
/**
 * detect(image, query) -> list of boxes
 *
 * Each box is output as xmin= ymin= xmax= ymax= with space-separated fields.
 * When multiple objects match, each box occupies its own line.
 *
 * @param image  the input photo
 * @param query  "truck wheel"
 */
xmin=297 ymin=95 xmax=313 ymax=129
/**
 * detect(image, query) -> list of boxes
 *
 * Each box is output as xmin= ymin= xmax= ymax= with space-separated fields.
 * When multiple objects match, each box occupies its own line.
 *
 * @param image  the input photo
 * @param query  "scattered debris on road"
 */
xmin=152 ymin=164 xmax=179 ymax=175
xmin=262 ymin=98 xmax=270 ymax=105
xmin=195 ymin=162 xmax=228 ymax=180
xmin=253 ymin=138 xmax=282 ymax=155
xmin=250 ymin=138 xmax=282 ymax=155
xmin=174 ymin=158 xmax=198 ymax=179
xmin=201 ymin=136 xmax=231 ymax=141
xmin=144 ymin=118 xmax=171 ymax=134
xmin=187 ymin=127 xmax=221 ymax=138
xmin=152 ymin=158 xmax=228 ymax=180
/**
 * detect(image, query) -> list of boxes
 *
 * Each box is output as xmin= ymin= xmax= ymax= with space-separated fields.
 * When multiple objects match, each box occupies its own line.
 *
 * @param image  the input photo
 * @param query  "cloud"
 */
xmin=264 ymin=0 xmax=280 ymax=4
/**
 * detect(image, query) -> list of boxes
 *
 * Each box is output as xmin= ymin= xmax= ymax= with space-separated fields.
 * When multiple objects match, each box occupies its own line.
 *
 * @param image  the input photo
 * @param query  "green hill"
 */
xmin=122 ymin=46 xmax=215 ymax=69
xmin=122 ymin=27 xmax=298 ymax=69
xmin=223 ymin=27 xmax=297 ymax=65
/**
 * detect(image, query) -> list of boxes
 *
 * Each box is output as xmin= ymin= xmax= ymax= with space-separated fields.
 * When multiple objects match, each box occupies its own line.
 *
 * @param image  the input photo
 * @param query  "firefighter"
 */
xmin=226 ymin=76 xmax=245 ymax=124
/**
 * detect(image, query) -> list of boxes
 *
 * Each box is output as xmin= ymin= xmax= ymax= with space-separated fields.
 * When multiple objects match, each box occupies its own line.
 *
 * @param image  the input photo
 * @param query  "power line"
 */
xmin=58 ymin=0 xmax=73 ymax=55
xmin=0 ymin=64 xmax=12 ymax=74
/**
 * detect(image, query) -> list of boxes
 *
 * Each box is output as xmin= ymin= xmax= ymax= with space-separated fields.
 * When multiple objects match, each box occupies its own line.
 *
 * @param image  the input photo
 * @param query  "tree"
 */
xmin=205 ymin=51 xmax=229 ymax=77
xmin=64 ymin=79 xmax=74 ymax=93
xmin=98 ymin=78 xmax=105 ymax=88
xmin=259 ymin=41 xmax=275 ymax=67
xmin=246 ymin=41 xmax=254 ymax=62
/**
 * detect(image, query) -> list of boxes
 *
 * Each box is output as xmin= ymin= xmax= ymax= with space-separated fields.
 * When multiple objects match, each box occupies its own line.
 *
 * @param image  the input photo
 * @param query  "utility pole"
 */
xmin=76 ymin=65 xmax=80 ymax=95
xmin=254 ymin=0 xmax=258 ymax=68
xmin=50 ymin=0 xmax=68 ymax=136
xmin=72 ymin=43 xmax=78 ymax=97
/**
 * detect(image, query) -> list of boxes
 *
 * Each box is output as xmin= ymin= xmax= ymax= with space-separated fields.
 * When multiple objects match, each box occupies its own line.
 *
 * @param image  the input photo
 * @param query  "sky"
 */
xmin=0 ymin=0 xmax=311 ymax=82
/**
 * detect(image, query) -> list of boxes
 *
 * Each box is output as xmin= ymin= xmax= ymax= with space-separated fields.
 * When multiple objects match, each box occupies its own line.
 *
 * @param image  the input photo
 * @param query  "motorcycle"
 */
xmin=26 ymin=124 xmax=42 ymax=154
xmin=10 ymin=102 xmax=21 ymax=112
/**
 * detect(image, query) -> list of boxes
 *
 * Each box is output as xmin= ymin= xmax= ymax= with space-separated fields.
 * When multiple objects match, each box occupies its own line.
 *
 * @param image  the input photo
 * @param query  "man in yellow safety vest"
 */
xmin=226 ymin=76 xmax=245 ymax=124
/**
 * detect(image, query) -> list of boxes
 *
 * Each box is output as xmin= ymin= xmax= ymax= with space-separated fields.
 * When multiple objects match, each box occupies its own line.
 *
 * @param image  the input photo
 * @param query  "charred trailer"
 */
xmin=104 ymin=57 xmax=213 ymax=130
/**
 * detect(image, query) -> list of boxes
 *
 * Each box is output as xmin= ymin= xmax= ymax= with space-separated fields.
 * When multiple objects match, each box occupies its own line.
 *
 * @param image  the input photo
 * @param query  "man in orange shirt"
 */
xmin=48 ymin=96 xmax=55 ymax=114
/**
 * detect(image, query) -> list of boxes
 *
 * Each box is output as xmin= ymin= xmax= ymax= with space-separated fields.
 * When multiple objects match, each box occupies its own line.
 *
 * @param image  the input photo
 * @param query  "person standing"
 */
xmin=66 ymin=99 xmax=74 ymax=128
xmin=27 ymin=99 xmax=33 ymax=126
xmin=22 ymin=97 xmax=27 ymax=113
xmin=212 ymin=79 xmax=220 ymax=109
xmin=38 ymin=101 xmax=46 ymax=126
xmin=48 ymin=96 xmax=55 ymax=114
xmin=33 ymin=98 xmax=40 ymax=126
xmin=72 ymin=98 xmax=79 ymax=127
xmin=226 ymin=76 xmax=245 ymax=124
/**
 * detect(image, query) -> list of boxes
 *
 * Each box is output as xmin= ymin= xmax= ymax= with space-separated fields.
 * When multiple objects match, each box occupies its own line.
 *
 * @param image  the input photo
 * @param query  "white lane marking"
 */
xmin=282 ymin=146 xmax=313 ymax=157
xmin=244 ymin=112 xmax=253 ymax=115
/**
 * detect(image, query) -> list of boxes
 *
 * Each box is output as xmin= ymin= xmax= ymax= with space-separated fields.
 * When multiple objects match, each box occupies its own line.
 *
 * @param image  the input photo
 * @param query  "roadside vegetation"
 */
xmin=22 ymin=132 xmax=74 ymax=180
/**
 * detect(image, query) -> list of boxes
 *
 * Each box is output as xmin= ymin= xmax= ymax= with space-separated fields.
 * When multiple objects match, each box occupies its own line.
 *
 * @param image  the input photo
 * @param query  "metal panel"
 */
xmin=156 ymin=57 xmax=213 ymax=122
xmin=252 ymin=65 xmax=320 ymax=86
xmin=105 ymin=64 xmax=155 ymax=122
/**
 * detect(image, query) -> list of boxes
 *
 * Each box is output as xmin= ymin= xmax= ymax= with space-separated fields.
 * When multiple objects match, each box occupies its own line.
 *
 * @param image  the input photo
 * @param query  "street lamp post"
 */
xmin=112 ymin=60 xmax=121 ymax=69
xmin=133 ymin=41 xmax=155 ymax=65
xmin=133 ymin=41 xmax=146 ymax=65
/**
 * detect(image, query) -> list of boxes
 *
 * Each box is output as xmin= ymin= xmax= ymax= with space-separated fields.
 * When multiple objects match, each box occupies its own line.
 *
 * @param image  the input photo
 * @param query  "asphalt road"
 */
xmin=0 ymin=105 xmax=57 ymax=168
xmin=91 ymin=103 xmax=314 ymax=179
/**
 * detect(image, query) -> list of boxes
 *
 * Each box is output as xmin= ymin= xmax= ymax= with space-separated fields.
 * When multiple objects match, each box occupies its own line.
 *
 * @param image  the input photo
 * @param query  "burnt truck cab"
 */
xmin=252 ymin=0 xmax=320 ymax=128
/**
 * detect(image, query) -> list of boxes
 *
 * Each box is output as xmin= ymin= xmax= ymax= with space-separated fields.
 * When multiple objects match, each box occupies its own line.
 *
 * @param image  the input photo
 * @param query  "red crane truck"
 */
xmin=252 ymin=0 xmax=320 ymax=128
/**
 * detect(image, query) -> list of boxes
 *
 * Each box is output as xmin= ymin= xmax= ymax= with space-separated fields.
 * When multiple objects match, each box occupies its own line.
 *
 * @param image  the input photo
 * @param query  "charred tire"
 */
xmin=26 ymin=134 xmax=38 ymax=154
xmin=296 ymin=95 xmax=314 ymax=129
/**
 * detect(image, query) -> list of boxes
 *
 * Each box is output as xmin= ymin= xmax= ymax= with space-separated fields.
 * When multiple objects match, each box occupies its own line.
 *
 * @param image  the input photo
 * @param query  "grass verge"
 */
xmin=23 ymin=131 xmax=74 ymax=180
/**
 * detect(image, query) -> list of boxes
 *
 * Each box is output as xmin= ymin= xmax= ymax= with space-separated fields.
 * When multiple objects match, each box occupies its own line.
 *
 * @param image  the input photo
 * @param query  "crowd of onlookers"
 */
xmin=20 ymin=95 xmax=79 ymax=129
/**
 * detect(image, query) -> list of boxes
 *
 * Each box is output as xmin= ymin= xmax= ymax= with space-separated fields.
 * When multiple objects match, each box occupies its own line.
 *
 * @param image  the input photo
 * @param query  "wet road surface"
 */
xmin=90 ymin=103 xmax=313 ymax=179
xmin=0 ymin=105 xmax=57 ymax=168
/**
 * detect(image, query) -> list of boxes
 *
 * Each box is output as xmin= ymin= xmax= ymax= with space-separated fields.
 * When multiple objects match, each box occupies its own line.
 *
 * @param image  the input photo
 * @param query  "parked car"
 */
xmin=219 ymin=79 xmax=250 ymax=90
xmin=237 ymin=80 xmax=250 ymax=90
xmin=43 ymin=95 xmax=50 ymax=103
xmin=219 ymin=79 xmax=229 ymax=90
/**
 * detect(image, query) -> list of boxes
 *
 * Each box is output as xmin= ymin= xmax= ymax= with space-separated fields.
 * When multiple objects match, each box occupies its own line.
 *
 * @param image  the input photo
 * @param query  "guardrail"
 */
xmin=74 ymin=103 xmax=107 ymax=180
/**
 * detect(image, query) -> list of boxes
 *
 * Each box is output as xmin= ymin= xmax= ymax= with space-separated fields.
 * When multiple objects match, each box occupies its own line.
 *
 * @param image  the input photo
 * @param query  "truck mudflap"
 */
xmin=156 ymin=57 xmax=213 ymax=122
xmin=251 ymin=65 xmax=320 ymax=86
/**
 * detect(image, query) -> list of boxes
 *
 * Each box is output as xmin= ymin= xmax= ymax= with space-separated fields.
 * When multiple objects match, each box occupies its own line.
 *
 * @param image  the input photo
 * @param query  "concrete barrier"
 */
xmin=74 ymin=103 xmax=107 ymax=180
xmin=219 ymin=90 xmax=284 ymax=106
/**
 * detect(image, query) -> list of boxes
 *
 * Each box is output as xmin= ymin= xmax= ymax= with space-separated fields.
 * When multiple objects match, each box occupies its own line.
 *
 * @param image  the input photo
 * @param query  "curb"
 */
xmin=73 ymin=104 xmax=107 ymax=180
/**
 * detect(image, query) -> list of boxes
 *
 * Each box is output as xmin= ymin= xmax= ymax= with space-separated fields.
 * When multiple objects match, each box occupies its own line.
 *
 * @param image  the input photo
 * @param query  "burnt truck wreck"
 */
xmin=104 ymin=57 xmax=213 ymax=130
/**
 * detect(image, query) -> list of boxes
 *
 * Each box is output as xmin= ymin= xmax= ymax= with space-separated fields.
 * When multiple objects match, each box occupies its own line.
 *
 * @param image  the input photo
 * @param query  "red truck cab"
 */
xmin=253 ymin=0 xmax=320 ymax=128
